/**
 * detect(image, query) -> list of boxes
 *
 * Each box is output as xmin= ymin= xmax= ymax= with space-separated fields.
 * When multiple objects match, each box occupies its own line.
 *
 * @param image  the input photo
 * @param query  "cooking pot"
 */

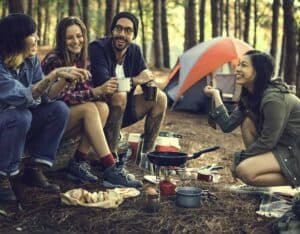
xmin=175 ymin=187 xmax=202 ymax=208
xmin=147 ymin=146 xmax=219 ymax=167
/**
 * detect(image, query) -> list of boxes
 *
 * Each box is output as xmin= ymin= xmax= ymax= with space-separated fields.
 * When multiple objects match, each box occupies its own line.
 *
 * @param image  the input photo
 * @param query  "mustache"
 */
xmin=113 ymin=36 xmax=128 ymax=43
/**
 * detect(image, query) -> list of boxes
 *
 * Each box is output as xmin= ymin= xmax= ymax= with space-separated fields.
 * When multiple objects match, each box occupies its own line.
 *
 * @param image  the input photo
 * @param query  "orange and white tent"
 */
xmin=165 ymin=37 xmax=253 ymax=111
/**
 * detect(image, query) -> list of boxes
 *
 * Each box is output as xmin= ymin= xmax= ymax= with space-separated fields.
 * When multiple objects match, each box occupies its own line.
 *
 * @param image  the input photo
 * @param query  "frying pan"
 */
xmin=147 ymin=146 xmax=219 ymax=167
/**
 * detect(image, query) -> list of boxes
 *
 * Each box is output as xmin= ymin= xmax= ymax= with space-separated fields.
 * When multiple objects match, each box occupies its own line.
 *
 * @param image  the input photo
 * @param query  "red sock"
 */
xmin=74 ymin=150 xmax=88 ymax=162
xmin=100 ymin=154 xmax=116 ymax=168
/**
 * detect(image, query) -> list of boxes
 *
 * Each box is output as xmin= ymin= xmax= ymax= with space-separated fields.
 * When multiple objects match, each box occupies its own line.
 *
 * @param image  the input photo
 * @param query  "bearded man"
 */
xmin=89 ymin=12 xmax=167 ymax=166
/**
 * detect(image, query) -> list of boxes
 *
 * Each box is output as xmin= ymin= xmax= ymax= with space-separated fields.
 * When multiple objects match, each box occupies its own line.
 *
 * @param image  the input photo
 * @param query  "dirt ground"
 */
xmin=0 ymin=70 xmax=276 ymax=233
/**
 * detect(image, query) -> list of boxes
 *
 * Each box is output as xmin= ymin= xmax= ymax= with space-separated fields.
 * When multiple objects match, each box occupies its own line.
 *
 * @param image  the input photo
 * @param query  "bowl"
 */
xmin=175 ymin=187 xmax=202 ymax=208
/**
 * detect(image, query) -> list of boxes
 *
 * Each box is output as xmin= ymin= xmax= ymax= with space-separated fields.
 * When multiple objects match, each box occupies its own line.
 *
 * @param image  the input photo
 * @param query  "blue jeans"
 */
xmin=0 ymin=101 xmax=69 ymax=176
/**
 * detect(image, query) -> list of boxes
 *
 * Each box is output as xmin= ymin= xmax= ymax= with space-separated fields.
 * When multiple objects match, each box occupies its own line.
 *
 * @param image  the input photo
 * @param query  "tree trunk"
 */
xmin=270 ymin=0 xmax=280 ymax=60
xmin=105 ymin=0 xmax=116 ymax=37
xmin=296 ymin=26 xmax=300 ymax=96
xmin=199 ymin=0 xmax=206 ymax=42
xmin=211 ymin=0 xmax=220 ymax=37
xmin=37 ymin=0 xmax=42 ymax=45
xmin=219 ymin=0 xmax=224 ymax=36
xmin=225 ymin=0 xmax=229 ymax=36
xmin=253 ymin=0 xmax=257 ymax=47
xmin=279 ymin=34 xmax=286 ymax=78
xmin=234 ymin=0 xmax=242 ymax=38
xmin=237 ymin=0 xmax=242 ymax=38
xmin=96 ymin=0 xmax=104 ymax=37
xmin=282 ymin=0 xmax=297 ymax=85
xmin=76 ymin=0 xmax=82 ymax=17
xmin=116 ymin=0 xmax=120 ymax=13
xmin=69 ymin=0 xmax=76 ymax=16
xmin=27 ymin=0 xmax=33 ymax=16
xmin=137 ymin=0 xmax=146 ymax=60
xmin=184 ymin=0 xmax=197 ymax=50
xmin=82 ymin=0 xmax=89 ymax=40
xmin=2 ymin=0 xmax=7 ymax=18
xmin=234 ymin=0 xmax=238 ymax=37
xmin=56 ymin=0 xmax=65 ymax=23
xmin=153 ymin=0 xmax=163 ymax=68
xmin=8 ymin=0 xmax=24 ymax=13
xmin=42 ymin=0 xmax=50 ymax=45
xmin=161 ymin=0 xmax=170 ymax=68
xmin=243 ymin=0 xmax=251 ymax=43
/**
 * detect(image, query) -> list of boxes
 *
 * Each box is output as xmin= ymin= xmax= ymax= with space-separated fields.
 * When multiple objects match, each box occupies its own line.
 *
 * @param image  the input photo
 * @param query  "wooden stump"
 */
xmin=50 ymin=136 xmax=81 ymax=171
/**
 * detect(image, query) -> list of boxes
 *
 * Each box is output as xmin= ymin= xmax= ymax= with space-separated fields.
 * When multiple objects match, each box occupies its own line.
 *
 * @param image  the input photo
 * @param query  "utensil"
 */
xmin=147 ymin=146 xmax=219 ymax=167
xmin=175 ymin=187 xmax=203 ymax=208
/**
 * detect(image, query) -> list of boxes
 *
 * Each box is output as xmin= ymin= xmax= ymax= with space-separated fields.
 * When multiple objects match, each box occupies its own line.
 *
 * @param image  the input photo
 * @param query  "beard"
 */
xmin=112 ymin=36 xmax=130 ymax=52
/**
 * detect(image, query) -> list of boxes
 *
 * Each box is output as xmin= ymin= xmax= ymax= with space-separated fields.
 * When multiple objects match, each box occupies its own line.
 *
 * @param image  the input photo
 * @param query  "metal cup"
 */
xmin=117 ymin=78 xmax=131 ymax=92
xmin=142 ymin=84 xmax=158 ymax=101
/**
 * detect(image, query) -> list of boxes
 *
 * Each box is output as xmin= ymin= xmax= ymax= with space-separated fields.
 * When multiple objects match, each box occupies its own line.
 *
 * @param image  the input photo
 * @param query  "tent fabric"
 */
xmin=165 ymin=37 xmax=253 ymax=112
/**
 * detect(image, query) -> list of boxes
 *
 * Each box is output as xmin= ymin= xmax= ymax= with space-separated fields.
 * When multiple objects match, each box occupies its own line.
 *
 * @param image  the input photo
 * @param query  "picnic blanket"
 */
xmin=60 ymin=188 xmax=140 ymax=208
xmin=226 ymin=184 xmax=300 ymax=218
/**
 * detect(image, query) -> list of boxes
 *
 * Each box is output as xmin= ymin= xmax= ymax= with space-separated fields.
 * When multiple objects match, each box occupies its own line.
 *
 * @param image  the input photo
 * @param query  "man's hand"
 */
xmin=92 ymin=78 xmax=118 ymax=96
xmin=132 ymin=69 xmax=154 ymax=86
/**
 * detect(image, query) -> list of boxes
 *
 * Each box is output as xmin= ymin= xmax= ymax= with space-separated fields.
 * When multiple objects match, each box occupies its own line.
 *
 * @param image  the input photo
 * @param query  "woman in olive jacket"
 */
xmin=204 ymin=50 xmax=300 ymax=188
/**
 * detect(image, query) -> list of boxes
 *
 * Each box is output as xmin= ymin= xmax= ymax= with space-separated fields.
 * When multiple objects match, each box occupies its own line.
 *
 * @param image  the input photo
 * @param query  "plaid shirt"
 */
xmin=41 ymin=52 xmax=96 ymax=106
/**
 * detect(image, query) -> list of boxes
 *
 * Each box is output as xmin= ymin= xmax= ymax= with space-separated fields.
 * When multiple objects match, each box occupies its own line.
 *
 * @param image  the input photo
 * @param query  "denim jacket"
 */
xmin=0 ymin=55 xmax=45 ymax=112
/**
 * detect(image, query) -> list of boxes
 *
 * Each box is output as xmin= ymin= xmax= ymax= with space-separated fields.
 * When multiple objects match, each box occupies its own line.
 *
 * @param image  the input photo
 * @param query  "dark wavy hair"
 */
xmin=54 ymin=16 xmax=87 ymax=68
xmin=0 ymin=13 xmax=36 ymax=58
xmin=239 ymin=50 xmax=274 ymax=114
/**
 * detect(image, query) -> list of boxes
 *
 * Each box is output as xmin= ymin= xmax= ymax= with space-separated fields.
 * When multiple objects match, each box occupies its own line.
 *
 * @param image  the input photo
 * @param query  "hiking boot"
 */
xmin=0 ymin=175 xmax=16 ymax=202
xmin=67 ymin=159 xmax=98 ymax=183
xmin=22 ymin=166 xmax=60 ymax=193
xmin=103 ymin=165 xmax=143 ymax=188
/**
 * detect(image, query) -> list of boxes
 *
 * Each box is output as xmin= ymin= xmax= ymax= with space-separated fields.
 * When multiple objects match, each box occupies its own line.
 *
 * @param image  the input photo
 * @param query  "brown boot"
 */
xmin=22 ymin=163 xmax=60 ymax=193
xmin=0 ymin=174 xmax=16 ymax=202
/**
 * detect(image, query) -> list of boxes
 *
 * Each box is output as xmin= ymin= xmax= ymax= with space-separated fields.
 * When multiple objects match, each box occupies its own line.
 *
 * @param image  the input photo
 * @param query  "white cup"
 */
xmin=117 ymin=78 xmax=131 ymax=92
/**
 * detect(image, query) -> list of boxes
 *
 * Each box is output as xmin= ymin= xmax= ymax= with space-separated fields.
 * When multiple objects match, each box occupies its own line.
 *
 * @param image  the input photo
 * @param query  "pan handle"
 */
xmin=190 ymin=146 xmax=220 ymax=160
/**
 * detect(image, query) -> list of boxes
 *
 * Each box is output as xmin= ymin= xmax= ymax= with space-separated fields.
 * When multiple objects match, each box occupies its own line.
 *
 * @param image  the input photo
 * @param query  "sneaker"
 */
xmin=67 ymin=159 xmax=98 ymax=183
xmin=103 ymin=165 xmax=143 ymax=188
xmin=22 ymin=166 xmax=60 ymax=193
xmin=115 ymin=151 xmax=136 ymax=181
xmin=115 ymin=164 xmax=136 ymax=181
xmin=0 ymin=175 xmax=16 ymax=202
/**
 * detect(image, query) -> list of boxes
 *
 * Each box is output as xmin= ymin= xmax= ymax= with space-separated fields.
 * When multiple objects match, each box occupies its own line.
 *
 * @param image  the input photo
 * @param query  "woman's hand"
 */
xmin=204 ymin=85 xmax=224 ymax=109
xmin=203 ymin=85 xmax=219 ymax=97
xmin=54 ymin=66 xmax=91 ymax=83
xmin=92 ymin=78 xmax=118 ymax=96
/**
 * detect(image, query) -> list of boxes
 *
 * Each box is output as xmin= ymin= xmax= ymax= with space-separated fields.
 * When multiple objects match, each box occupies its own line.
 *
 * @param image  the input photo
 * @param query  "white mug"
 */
xmin=117 ymin=78 xmax=131 ymax=92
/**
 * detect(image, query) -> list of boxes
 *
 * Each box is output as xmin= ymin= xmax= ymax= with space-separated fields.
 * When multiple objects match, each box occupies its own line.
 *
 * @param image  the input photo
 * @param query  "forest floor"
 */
xmin=0 ymin=64 xmax=277 ymax=233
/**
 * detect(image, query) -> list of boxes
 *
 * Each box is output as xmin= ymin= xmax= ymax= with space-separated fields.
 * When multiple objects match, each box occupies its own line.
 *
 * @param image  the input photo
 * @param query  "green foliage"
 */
xmin=0 ymin=0 xmax=296 ymax=67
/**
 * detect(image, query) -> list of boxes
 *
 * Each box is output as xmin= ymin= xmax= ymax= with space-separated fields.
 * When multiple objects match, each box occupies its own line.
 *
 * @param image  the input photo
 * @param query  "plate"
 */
xmin=144 ymin=175 xmax=158 ymax=184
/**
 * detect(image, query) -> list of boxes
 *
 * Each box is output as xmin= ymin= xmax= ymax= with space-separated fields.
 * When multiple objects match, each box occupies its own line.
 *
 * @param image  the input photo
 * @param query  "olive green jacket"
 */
xmin=210 ymin=79 xmax=300 ymax=186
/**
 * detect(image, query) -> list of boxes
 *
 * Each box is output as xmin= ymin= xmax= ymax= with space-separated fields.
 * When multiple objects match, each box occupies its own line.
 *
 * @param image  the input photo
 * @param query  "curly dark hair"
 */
xmin=0 ymin=13 xmax=36 ymax=58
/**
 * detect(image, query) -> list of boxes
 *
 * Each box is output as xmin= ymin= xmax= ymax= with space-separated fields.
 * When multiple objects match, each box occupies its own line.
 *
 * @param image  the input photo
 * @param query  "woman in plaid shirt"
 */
xmin=41 ymin=17 xmax=142 ymax=188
